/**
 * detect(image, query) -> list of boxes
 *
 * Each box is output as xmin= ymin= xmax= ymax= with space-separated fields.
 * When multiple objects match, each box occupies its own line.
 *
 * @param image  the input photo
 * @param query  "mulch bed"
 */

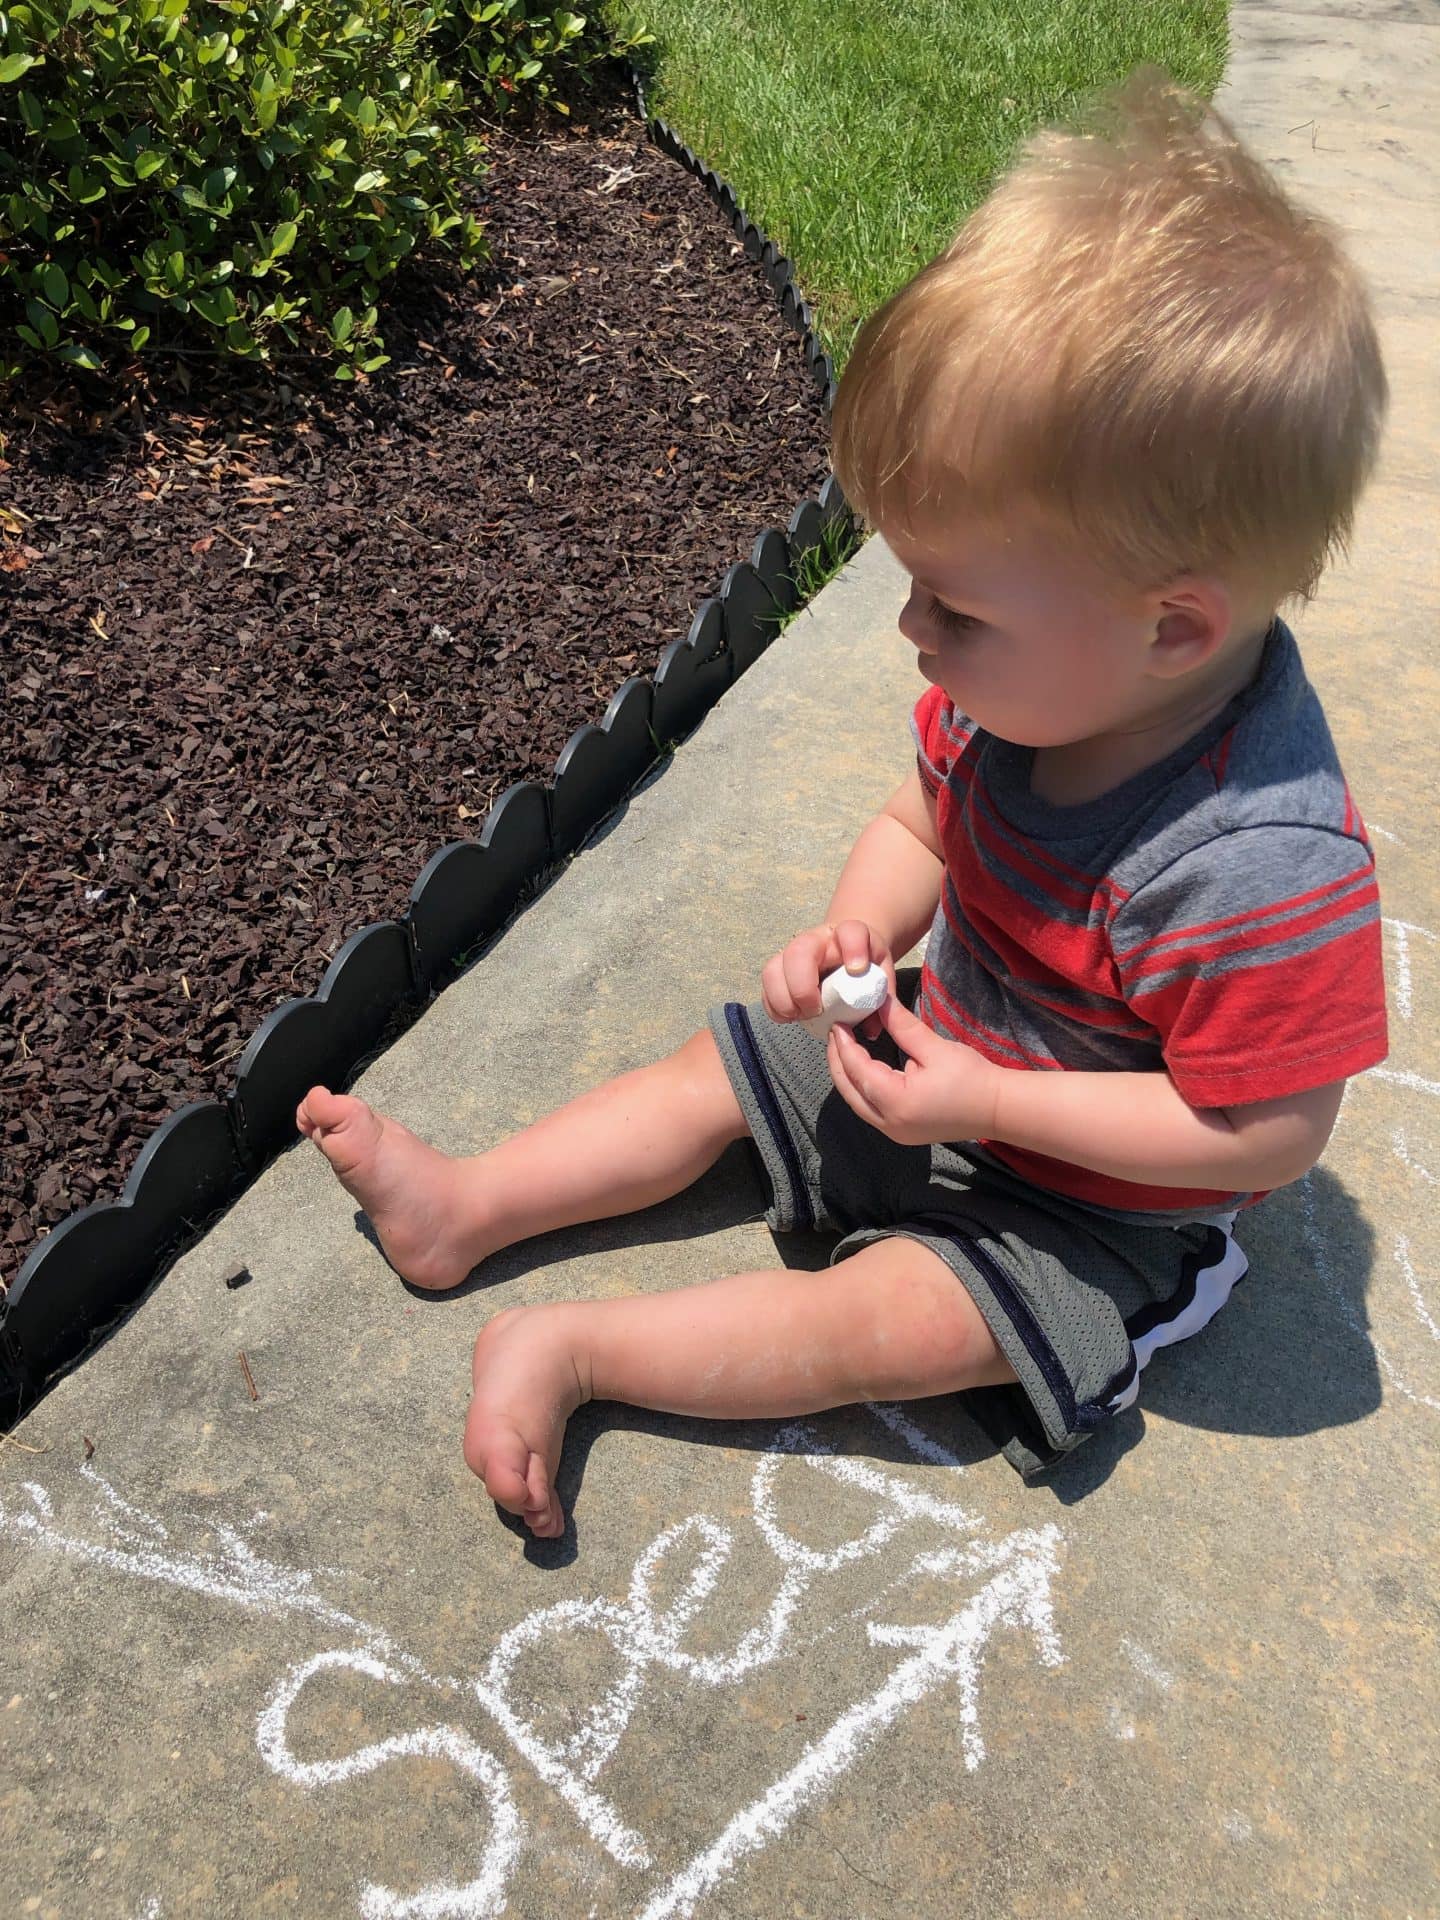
xmin=0 ymin=59 xmax=834 ymax=1287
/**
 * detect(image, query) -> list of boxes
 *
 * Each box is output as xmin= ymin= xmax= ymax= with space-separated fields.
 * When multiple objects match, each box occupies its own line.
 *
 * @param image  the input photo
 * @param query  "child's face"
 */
xmin=884 ymin=507 xmax=1165 ymax=749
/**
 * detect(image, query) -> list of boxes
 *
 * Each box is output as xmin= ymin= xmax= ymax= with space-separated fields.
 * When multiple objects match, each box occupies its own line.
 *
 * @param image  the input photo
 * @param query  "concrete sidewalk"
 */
xmin=3 ymin=8 xmax=1437 ymax=1916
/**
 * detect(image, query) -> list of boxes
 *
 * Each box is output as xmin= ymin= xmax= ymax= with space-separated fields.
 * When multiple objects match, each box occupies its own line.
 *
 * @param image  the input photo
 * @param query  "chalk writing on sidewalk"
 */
xmin=5 ymin=923 xmax=1432 ymax=1910
xmin=0 ymin=1404 xmax=1064 ymax=1918
xmin=1312 ymin=916 xmax=1440 ymax=1416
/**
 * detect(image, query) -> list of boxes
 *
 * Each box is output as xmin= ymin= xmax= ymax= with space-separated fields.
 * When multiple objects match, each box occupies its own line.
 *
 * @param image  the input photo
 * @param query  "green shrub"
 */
xmin=0 ymin=0 xmax=496 ymax=382
xmin=435 ymin=2 xmax=653 ymax=123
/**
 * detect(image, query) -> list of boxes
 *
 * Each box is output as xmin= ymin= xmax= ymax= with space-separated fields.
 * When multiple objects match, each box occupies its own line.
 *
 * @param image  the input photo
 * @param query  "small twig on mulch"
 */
xmin=238 ymin=1350 xmax=259 ymax=1401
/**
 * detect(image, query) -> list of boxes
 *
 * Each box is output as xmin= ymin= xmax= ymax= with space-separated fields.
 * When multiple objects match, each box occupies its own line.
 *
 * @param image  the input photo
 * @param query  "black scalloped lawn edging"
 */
xmin=0 ymin=55 xmax=861 ymax=1431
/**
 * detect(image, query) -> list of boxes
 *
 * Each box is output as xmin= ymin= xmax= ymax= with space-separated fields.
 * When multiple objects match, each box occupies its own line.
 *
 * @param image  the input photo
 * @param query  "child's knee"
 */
xmin=676 ymin=1026 xmax=723 ymax=1069
xmin=676 ymin=1027 xmax=750 ymax=1143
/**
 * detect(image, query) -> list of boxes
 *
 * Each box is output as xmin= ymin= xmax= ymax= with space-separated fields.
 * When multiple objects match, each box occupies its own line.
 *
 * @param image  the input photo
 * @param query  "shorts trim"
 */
xmin=719 ymin=1003 xmax=815 ymax=1233
xmin=1106 ymin=1225 xmax=1249 ymax=1412
xmin=1094 ymin=1350 xmax=1139 ymax=1419
xmin=949 ymin=1226 xmax=1078 ymax=1430
xmin=918 ymin=1220 xmax=1080 ymax=1439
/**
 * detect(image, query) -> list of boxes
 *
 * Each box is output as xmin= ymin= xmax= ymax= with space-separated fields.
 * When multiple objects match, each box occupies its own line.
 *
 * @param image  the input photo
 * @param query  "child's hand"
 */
xmin=761 ymin=920 xmax=898 ymax=1041
xmin=826 ymin=990 xmax=1003 ymax=1145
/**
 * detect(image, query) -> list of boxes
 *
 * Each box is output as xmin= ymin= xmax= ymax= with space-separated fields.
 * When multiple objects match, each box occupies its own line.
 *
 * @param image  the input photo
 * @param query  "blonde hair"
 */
xmin=830 ymin=66 xmax=1388 ymax=607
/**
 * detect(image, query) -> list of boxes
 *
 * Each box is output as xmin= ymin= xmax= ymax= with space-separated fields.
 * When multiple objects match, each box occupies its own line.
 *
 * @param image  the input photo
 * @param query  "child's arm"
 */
xmin=987 ymin=1064 xmax=1346 ymax=1192
xmin=823 ymin=767 xmax=945 ymax=961
xmin=829 ymin=995 xmax=1346 ymax=1193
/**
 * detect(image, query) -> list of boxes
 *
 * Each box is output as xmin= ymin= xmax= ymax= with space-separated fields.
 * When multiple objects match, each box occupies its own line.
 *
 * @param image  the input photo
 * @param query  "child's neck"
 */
xmin=1030 ymin=621 xmax=1273 ymax=808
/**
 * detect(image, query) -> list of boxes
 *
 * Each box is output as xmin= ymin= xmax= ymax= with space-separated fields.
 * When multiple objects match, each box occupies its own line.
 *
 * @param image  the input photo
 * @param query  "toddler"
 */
xmin=299 ymin=68 xmax=1389 ymax=1535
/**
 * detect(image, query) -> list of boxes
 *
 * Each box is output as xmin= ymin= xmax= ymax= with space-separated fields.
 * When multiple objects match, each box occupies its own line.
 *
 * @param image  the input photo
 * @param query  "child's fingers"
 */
xmin=758 ymin=954 xmax=794 ymax=1023
xmin=765 ymin=922 xmax=885 ymax=1025
xmin=762 ymin=933 xmax=824 ymax=1021
xmin=779 ymin=958 xmax=813 ymax=1018
xmin=831 ymin=917 xmax=877 ymax=976
xmin=827 ymin=1024 xmax=889 ymax=1126
xmin=780 ymin=937 xmax=828 ymax=1019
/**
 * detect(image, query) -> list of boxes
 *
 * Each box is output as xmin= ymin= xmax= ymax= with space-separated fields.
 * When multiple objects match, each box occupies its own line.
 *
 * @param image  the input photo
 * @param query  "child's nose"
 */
xmin=898 ymin=597 xmax=934 ymax=652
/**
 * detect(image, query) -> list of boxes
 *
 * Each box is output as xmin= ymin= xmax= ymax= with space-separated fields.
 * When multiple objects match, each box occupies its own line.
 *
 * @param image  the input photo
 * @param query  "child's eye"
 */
xmin=927 ymin=595 xmax=980 ymax=634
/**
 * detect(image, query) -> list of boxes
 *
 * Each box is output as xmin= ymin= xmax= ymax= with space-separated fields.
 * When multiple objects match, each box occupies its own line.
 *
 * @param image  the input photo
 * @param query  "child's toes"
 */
xmin=522 ymin=1453 xmax=564 ymax=1538
xmin=301 ymin=1085 xmax=350 ymax=1133
xmin=298 ymin=1090 xmax=385 ymax=1179
xmin=467 ymin=1423 xmax=565 ymax=1537
xmin=467 ymin=1421 xmax=534 ymax=1516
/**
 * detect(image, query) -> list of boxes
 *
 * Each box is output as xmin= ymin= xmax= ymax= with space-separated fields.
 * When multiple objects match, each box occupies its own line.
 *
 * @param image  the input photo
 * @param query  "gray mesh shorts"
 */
xmin=707 ymin=967 xmax=1248 ymax=1477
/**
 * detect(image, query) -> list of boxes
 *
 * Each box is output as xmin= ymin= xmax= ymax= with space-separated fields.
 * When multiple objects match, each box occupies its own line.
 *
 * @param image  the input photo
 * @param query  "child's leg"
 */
xmin=296 ymin=1029 xmax=751 ymax=1292
xmin=465 ymin=1236 xmax=1017 ymax=1536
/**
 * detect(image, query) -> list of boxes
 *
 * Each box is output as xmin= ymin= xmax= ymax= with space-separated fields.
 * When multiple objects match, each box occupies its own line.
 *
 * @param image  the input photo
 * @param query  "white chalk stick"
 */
xmin=799 ymin=962 xmax=891 ymax=1039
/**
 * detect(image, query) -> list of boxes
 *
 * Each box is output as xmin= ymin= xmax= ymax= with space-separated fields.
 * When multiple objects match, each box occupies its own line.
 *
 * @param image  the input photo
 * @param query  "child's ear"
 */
xmin=1145 ymin=575 xmax=1232 ymax=679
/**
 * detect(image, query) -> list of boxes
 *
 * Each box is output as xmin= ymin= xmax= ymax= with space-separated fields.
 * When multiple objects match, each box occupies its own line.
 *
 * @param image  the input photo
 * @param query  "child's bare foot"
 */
xmin=296 ymin=1086 xmax=492 ymax=1292
xmin=464 ymin=1306 xmax=589 ymax=1538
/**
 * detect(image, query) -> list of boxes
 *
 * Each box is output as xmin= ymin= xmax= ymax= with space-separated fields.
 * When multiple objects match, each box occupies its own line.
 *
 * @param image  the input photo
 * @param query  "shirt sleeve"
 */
xmin=909 ymin=685 xmax=974 ymax=797
xmin=1109 ymin=825 xmax=1388 ymax=1107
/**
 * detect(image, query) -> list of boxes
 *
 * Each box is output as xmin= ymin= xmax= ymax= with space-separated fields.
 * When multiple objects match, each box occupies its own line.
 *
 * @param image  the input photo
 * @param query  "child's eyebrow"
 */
xmin=914 ymin=576 xmax=979 ymax=612
xmin=891 ymin=539 xmax=990 ymax=612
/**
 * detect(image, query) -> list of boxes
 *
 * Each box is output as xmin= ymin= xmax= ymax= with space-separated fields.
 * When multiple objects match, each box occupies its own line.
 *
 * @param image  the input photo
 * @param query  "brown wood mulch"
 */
xmin=0 ymin=60 xmax=836 ymax=1287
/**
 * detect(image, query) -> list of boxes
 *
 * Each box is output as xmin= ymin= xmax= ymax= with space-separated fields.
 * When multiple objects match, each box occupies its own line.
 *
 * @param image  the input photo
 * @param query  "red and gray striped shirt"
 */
xmin=910 ymin=618 xmax=1388 ymax=1219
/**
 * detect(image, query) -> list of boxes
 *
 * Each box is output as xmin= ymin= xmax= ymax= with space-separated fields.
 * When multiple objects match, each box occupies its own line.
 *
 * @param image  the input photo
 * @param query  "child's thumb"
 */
xmin=877 ymin=986 xmax=930 ymax=1049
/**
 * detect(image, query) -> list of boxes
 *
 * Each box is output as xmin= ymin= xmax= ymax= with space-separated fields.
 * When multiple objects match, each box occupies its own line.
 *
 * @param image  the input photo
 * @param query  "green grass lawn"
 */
xmin=601 ymin=0 xmax=1228 ymax=375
